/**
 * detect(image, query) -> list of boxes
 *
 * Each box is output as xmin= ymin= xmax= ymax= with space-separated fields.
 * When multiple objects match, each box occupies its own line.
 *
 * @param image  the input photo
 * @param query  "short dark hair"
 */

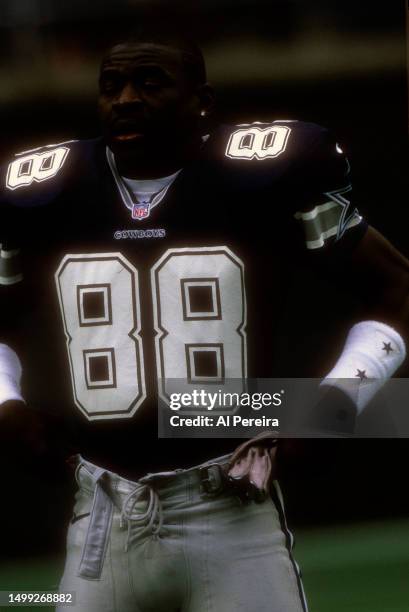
xmin=102 ymin=28 xmax=207 ymax=87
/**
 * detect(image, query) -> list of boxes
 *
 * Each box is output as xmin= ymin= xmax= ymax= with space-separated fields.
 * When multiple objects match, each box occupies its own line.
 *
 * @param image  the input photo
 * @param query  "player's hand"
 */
xmin=227 ymin=432 xmax=277 ymax=502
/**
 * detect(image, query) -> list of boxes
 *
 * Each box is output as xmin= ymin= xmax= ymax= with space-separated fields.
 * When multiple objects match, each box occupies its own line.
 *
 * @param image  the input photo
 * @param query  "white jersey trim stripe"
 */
xmin=304 ymin=215 xmax=362 ymax=249
xmin=294 ymin=200 xmax=339 ymax=221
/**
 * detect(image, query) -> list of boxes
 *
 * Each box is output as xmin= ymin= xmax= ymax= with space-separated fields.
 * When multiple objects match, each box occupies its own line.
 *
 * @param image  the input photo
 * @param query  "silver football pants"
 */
xmin=57 ymin=455 xmax=308 ymax=612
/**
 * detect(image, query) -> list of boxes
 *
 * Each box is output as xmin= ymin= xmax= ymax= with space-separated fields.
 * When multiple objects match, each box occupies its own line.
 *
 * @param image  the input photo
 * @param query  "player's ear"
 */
xmin=196 ymin=83 xmax=215 ymax=118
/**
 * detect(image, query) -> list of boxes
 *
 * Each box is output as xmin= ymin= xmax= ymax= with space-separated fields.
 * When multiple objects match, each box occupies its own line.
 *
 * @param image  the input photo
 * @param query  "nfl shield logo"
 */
xmin=132 ymin=202 xmax=150 ymax=220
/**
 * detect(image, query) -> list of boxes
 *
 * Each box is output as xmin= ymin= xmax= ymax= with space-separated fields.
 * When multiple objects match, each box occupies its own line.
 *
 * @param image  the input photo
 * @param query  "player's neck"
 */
xmin=115 ymin=157 xmax=184 ymax=180
xmin=112 ymin=135 xmax=203 ymax=180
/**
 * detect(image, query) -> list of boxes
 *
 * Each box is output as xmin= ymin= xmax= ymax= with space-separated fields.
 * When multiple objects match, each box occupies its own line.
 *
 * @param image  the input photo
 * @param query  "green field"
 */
xmin=296 ymin=519 xmax=409 ymax=612
xmin=1 ymin=519 xmax=409 ymax=611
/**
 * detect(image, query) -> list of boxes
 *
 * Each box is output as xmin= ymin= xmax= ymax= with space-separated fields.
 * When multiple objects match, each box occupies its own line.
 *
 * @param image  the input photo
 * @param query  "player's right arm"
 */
xmin=0 ymin=242 xmax=49 ymax=460
xmin=0 ymin=155 xmax=72 ymax=466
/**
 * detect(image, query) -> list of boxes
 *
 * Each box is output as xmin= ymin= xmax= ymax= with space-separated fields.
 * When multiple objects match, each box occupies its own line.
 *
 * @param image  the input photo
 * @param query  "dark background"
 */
xmin=0 ymin=0 xmax=408 ymax=558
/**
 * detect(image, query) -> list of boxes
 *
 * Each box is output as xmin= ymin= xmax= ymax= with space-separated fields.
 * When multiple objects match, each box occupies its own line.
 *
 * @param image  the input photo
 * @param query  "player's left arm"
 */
xmin=228 ymin=122 xmax=407 ymax=485
xmin=284 ymin=122 xmax=407 ymax=420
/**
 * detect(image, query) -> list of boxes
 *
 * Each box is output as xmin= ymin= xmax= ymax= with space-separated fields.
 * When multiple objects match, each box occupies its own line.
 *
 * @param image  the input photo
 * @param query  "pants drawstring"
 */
xmin=120 ymin=483 xmax=163 ymax=552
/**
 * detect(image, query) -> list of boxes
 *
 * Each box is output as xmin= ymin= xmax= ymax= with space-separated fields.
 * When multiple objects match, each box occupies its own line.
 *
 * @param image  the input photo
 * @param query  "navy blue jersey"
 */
xmin=0 ymin=121 xmax=367 ymax=477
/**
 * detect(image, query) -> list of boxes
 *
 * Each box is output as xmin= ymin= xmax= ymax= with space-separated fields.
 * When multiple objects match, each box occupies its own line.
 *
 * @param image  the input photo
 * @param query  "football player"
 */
xmin=0 ymin=30 xmax=407 ymax=612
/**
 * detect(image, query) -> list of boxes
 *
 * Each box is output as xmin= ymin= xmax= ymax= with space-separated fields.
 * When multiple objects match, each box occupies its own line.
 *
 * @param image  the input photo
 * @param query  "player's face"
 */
xmin=98 ymin=43 xmax=206 ymax=156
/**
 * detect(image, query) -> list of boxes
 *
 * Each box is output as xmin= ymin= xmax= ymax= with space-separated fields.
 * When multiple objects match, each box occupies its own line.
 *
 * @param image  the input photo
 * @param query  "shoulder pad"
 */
xmin=221 ymin=120 xmax=331 ymax=163
xmin=5 ymin=139 xmax=79 ymax=191
xmin=1 ymin=139 xmax=100 ymax=208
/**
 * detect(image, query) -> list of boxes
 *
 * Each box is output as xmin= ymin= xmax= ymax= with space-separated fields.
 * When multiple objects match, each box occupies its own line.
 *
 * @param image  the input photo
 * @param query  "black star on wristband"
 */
xmin=356 ymin=369 xmax=367 ymax=381
xmin=382 ymin=342 xmax=393 ymax=355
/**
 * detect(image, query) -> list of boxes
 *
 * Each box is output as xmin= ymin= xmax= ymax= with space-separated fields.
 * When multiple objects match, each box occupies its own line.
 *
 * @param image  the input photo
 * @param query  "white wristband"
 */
xmin=0 ymin=344 xmax=24 ymax=405
xmin=321 ymin=320 xmax=406 ymax=414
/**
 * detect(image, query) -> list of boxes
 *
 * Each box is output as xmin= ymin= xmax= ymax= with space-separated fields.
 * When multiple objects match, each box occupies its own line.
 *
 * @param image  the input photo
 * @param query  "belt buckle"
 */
xmin=199 ymin=464 xmax=225 ymax=496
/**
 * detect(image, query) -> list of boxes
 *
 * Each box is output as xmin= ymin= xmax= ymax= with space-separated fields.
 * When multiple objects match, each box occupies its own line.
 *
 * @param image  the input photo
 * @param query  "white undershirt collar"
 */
xmin=106 ymin=147 xmax=182 ymax=219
